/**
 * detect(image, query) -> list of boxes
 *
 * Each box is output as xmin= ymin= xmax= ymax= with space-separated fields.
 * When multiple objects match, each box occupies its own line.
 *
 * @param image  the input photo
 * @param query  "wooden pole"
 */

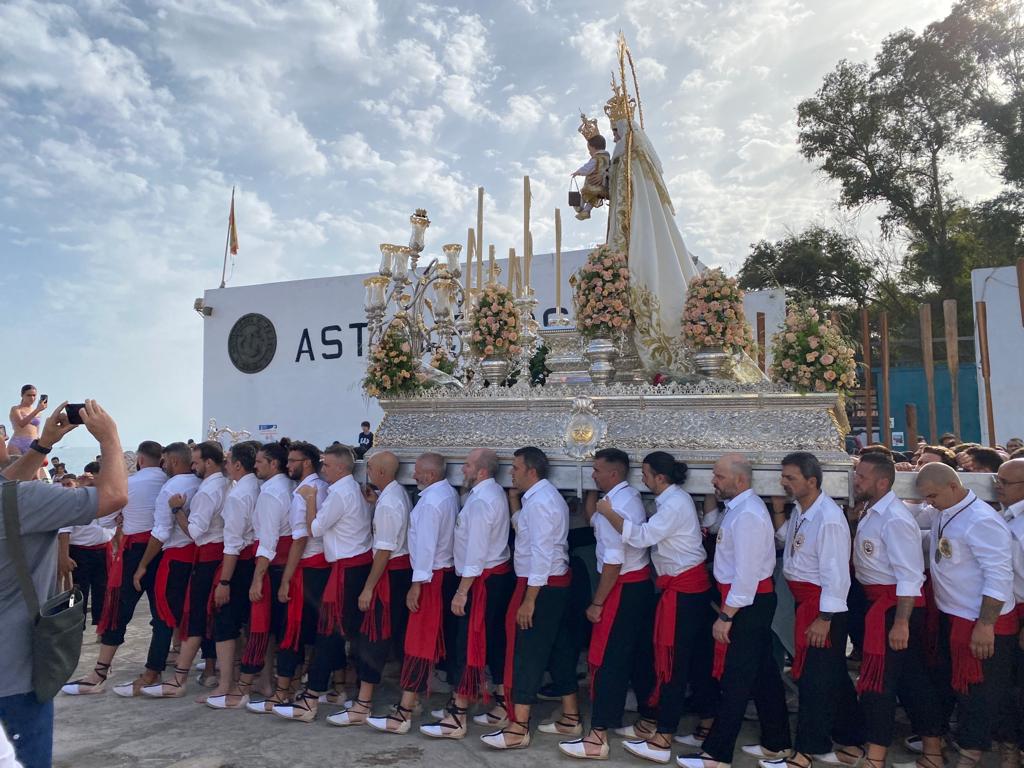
xmin=975 ymin=300 xmax=996 ymax=446
xmin=880 ymin=311 xmax=892 ymax=448
xmin=942 ymin=299 xmax=960 ymax=440
xmin=488 ymin=244 xmax=496 ymax=284
xmin=861 ymin=307 xmax=873 ymax=444
xmin=756 ymin=312 xmax=766 ymax=372
xmin=466 ymin=228 xmax=474 ymax=291
xmin=555 ymin=209 xmax=562 ymax=323
xmin=905 ymin=403 xmax=919 ymax=451
xmin=476 ymin=187 xmax=484 ymax=284
xmin=919 ymin=304 xmax=938 ymax=443
xmin=523 ymin=176 xmax=531 ymax=291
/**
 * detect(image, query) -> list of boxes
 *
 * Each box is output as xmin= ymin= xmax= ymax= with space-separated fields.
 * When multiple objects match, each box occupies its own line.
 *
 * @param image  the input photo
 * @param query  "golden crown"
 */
xmin=604 ymin=75 xmax=635 ymax=123
xmin=578 ymin=112 xmax=601 ymax=140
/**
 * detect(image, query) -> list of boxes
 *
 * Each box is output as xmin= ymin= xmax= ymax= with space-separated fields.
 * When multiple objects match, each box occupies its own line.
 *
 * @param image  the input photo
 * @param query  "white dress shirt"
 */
xmin=254 ymin=473 xmax=296 ymax=561
xmin=1007 ymin=500 xmax=1024 ymax=607
xmin=59 ymin=520 xmax=116 ymax=547
xmin=713 ymin=488 xmax=777 ymax=609
xmin=408 ymin=479 xmax=458 ymax=583
xmin=593 ymin=480 xmax=649 ymax=575
xmin=152 ymin=473 xmax=202 ymax=550
xmin=187 ymin=472 xmax=229 ymax=546
xmin=853 ymin=490 xmax=925 ymax=597
xmin=312 ymin=474 xmax=372 ymax=561
xmin=514 ymin=479 xmax=570 ymax=587
xmin=927 ymin=491 xmax=1015 ymax=620
xmin=112 ymin=466 xmax=166 ymax=535
xmin=289 ymin=473 xmax=329 ymax=559
xmin=454 ymin=477 xmax=511 ymax=577
xmin=780 ymin=493 xmax=852 ymax=613
xmin=621 ymin=484 xmax=705 ymax=578
xmin=373 ymin=480 xmax=411 ymax=559
xmin=222 ymin=473 xmax=259 ymax=556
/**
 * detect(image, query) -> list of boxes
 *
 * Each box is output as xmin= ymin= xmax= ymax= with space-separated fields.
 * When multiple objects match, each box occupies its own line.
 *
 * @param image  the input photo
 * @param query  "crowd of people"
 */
xmin=2 ymin=388 xmax=1024 ymax=768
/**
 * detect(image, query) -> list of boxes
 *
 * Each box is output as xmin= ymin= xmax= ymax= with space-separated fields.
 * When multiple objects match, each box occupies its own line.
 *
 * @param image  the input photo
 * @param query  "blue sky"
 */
xmin=0 ymin=0 xmax=997 ymax=449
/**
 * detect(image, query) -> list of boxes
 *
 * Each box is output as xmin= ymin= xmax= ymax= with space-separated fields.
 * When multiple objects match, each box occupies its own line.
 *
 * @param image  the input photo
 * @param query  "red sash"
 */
xmin=712 ymin=577 xmax=774 ymax=680
xmin=502 ymin=572 xmax=572 ymax=710
xmin=241 ymin=538 xmax=294 ymax=666
xmin=399 ymin=567 xmax=454 ymax=691
xmin=204 ymin=543 xmax=258 ymax=638
xmin=317 ymin=550 xmax=374 ymax=635
xmin=180 ymin=542 xmax=223 ymax=640
xmin=97 ymin=531 xmax=150 ymax=634
xmin=922 ymin=574 xmax=941 ymax=665
xmin=787 ymin=580 xmax=831 ymax=680
xmin=281 ymin=552 xmax=330 ymax=651
xmin=361 ymin=553 xmax=411 ymax=641
xmin=650 ymin=563 xmax=711 ymax=702
xmin=589 ymin=565 xmax=652 ymax=672
xmin=153 ymin=544 xmax=197 ymax=628
xmin=856 ymin=584 xmax=925 ymax=694
xmin=946 ymin=611 xmax=1020 ymax=694
xmin=457 ymin=560 xmax=513 ymax=699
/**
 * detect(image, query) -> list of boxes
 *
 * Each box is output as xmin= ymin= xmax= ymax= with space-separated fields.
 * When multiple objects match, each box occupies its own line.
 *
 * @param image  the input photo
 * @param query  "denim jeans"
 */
xmin=0 ymin=692 xmax=53 ymax=768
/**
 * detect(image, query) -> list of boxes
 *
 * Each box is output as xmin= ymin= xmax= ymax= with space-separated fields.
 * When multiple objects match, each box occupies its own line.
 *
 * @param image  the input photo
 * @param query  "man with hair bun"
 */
xmin=592 ymin=451 xmax=716 ymax=765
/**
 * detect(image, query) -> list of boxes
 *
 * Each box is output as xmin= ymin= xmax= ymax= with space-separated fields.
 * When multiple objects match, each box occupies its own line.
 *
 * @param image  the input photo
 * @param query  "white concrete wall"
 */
xmin=971 ymin=265 xmax=1024 ymax=445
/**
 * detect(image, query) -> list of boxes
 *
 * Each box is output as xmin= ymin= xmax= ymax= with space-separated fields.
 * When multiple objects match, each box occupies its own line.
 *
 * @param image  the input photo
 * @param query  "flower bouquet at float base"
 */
xmin=769 ymin=305 xmax=858 ymax=433
xmin=681 ymin=268 xmax=757 ymax=378
xmin=572 ymin=245 xmax=633 ymax=340
xmin=469 ymin=281 xmax=522 ymax=385
xmin=363 ymin=323 xmax=425 ymax=398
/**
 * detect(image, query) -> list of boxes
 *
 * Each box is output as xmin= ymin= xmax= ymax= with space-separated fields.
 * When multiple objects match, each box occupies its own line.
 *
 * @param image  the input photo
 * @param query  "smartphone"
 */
xmin=0 ymin=425 xmax=6 ymax=439
xmin=65 ymin=403 xmax=86 ymax=425
xmin=40 ymin=394 xmax=48 ymax=404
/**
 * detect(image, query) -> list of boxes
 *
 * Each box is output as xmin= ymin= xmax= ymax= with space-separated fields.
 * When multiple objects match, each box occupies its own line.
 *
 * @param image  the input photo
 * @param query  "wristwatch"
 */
xmin=718 ymin=611 xmax=734 ymax=623
xmin=818 ymin=611 xmax=835 ymax=621
xmin=29 ymin=439 xmax=52 ymax=455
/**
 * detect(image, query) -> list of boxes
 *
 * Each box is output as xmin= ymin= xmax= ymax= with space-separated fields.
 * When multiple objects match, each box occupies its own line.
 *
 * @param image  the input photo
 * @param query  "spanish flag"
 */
xmin=228 ymin=189 xmax=239 ymax=256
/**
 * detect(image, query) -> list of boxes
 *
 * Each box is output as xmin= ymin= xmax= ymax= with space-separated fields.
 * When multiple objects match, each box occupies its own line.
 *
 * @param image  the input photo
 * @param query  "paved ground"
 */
xmin=55 ymin=599 xmax=931 ymax=768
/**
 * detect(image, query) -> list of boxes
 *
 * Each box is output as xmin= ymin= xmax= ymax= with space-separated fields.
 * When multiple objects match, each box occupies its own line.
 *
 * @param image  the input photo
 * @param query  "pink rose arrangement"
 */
xmin=572 ymin=246 xmax=632 ymax=339
xmin=681 ymin=269 xmax=756 ymax=355
xmin=469 ymin=283 xmax=522 ymax=358
xmin=363 ymin=324 xmax=424 ymax=398
xmin=769 ymin=306 xmax=857 ymax=393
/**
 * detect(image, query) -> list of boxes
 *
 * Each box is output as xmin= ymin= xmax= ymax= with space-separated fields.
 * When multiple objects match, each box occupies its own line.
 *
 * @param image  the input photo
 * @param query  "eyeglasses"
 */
xmin=993 ymin=477 xmax=1024 ymax=487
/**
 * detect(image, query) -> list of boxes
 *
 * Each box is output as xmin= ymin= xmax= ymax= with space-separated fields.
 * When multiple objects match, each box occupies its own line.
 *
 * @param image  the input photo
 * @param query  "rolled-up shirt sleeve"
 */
xmin=885 ymin=516 xmax=926 ymax=598
xmin=596 ymin=514 xmax=624 ymax=566
xmin=254 ymin=494 xmax=283 ymax=561
xmin=527 ymin=506 xmax=558 ymax=587
xmin=151 ymin=486 xmax=174 ymax=544
xmin=816 ymin=520 xmax=852 ymax=612
xmin=724 ymin=520 xmax=760 ymax=609
xmin=222 ymin=494 xmax=246 ymax=556
xmin=373 ymin=499 xmax=402 ymax=552
xmin=311 ymin=491 xmax=342 ymax=540
xmin=410 ymin=503 xmax=440 ymax=583
xmin=187 ymin=491 xmax=214 ymax=541
xmin=968 ymin=516 xmax=1014 ymax=604
xmin=459 ymin=498 xmax=489 ymax=578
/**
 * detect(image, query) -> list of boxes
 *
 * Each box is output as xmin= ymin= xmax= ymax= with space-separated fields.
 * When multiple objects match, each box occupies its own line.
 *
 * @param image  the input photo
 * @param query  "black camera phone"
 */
xmin=65 ymin=403 xmax=86 ymax=425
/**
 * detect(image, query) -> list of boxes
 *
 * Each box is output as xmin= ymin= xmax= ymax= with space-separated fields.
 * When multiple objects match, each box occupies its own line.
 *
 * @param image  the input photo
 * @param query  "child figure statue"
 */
xmin=571 ymin=113 xmax=610 ymax=220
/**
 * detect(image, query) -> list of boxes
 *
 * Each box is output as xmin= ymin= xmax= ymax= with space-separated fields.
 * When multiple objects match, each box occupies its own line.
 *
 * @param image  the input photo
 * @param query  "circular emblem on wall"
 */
xmin=228 ymin=313 xmax=277 ymax=374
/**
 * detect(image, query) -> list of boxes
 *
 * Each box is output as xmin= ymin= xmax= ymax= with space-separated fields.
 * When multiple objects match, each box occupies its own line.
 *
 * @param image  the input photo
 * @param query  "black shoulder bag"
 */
xmin=2 ymin=481 xmax=86 ymax=702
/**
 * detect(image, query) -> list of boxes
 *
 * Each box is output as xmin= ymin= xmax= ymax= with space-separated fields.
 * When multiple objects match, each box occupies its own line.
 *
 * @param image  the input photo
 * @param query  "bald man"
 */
xmin=916 ymin=462 xmax=1018 ymax=768
xmin=368 ymin=452 xmax=458 ymax=734
xmin=327 ymin=450 xmax=412 ymax=726
xmin=995 ymin=459 xmax=1024 ymax=761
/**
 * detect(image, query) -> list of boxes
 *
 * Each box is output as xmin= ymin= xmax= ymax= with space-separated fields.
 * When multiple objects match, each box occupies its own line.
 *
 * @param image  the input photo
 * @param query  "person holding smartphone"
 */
xmin=8 ymin=385 xmax=47 ymax=455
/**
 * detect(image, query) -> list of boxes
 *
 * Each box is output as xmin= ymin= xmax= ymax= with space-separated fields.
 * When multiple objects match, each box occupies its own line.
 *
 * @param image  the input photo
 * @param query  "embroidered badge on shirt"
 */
xmin=716 ymin=529 xmax=724 ymax=545
xmin=793 ymin=532 xmax=805 ymax=551
xmin=861 ymin=539 xmax=875 ymax=556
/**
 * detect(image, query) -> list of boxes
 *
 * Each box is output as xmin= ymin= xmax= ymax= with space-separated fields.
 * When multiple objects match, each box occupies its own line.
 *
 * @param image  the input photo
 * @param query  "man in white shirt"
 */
xmin=112 ymin=442 xmax=201 ymax=697
xmin=849 ymin=452 xmax=942 ymax=768
xmin=559 ymin=448 xmax=654 ymax=760
xmin=205 ymin=440 xmax=261 ymax=709
xmin=368 ymin=452 xmax=458 ymax=735
xmin=421 ymin=448 xmax=514 ymax=740
xmin=995 ymin=458 xmax=1024 ymax=762
xmin=143 ymin=441 xmax=229 ymax=698
xmin=481 ymin=446 xmax=579 ymax=751
xmin=683 ymin=454 xmax=790 ymax=768
xmin=63 ymin=441 xmax=166 ymax=696
xmin=251 ymin=440 xmax=329 ymax=714
xmin=916 ymin=462 xmax=1018 ymax=768
xmin=274 ymin=444 xmax=374 ymax=723
xmin=57 ymin=514 xmax=115 ymax=633
xmin=234 ymin=442 xmax=294 ymax=709
xmin=759 ymin=452 xmax=863 ymax=768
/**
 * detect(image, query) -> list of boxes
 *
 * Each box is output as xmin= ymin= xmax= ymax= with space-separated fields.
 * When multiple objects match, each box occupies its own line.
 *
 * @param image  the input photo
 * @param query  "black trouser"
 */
xmin=860 ymin=606 xmax=943 ymax=747
xmin=794 ymin=611 xmax=865 ymax=756
xmin=363 ymin=568 xmax=413 ymax=674
xmin=448 ymin=569 xmax=516 ymax=693
xmin=590 ymin=578 xmax=657 ymax=729
xmin=185 ymin=560 xmax=218 ymax=640
xmin=439 ymin=569 xmax=461 ymax=682
xmin=100 ymin=543 xmax=161 ymax=646
xmin=655 ymin=590 xmax=718 ymax=734
xmin=146 ymin=560 xmax=192 ymax=673
xmin=212 ymin=558 xmax=255 ymax=642
xmin=703 ymin=592 xmax=791 ymax=761
xmin=276 ymin=564 xmax=330 ymax=679
xmin=510 ymin=584 xmax=577 ymax=706
xmin=69 ymin=545 xmax=108 ymax=626
xmin=239 ymin=565 xmax=286 ymax=676
xmin=307 ymin=563 xmax=373 ymax=691
xmin=934 ymin=613 xmax=1017 ymax=751
xmin=846 ymin=579 xmax=866 ymax=654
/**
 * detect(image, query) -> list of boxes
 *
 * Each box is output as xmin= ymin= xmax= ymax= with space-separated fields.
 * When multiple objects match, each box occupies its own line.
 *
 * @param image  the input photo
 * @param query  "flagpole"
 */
xmin=219 ymin=186 xmax=234 ymax=289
